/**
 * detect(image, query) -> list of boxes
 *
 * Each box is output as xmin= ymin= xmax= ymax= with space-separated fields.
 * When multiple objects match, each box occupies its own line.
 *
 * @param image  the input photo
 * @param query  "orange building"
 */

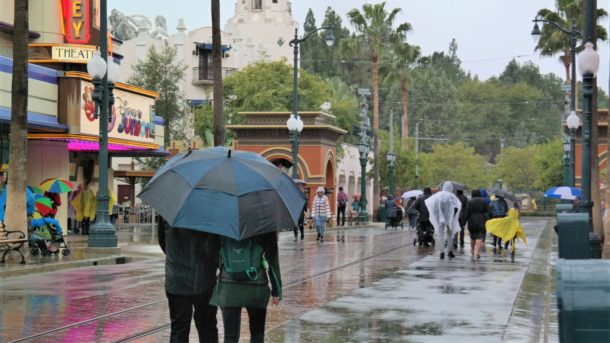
xmin=228 ymin=111 xmax=346 ymax=215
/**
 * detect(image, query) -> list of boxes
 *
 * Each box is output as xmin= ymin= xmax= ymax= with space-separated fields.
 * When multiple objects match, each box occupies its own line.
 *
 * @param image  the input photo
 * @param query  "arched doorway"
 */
xmin=325 ymin=158 xmax=335 ymax=216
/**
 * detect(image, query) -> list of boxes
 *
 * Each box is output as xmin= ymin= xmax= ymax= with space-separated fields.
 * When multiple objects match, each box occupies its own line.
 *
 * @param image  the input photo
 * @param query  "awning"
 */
xmin=0 ymin=107 xmax=67 ymax=132
xmin=26 ymin=133 xmax=162 ymax=153
xmin=195 ymin=43 xmax=231 ymax=52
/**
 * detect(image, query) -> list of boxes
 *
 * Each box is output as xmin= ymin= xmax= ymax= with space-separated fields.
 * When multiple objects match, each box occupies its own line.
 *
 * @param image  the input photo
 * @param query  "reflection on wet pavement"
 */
xmin=0 ymin=218 xmax=556 ymax=342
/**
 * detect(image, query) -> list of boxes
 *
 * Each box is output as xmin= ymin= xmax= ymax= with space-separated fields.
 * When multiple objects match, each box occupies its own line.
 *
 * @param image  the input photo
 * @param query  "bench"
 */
xmin=0 ymin=225 xmax=27 ymax=264
xmin=347 ymin=210 xmax=361 ymax=226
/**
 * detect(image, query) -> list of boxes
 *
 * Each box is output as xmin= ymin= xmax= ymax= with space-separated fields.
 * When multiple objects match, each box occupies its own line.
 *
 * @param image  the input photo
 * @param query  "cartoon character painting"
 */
xmin=82 ymin=85 xmax=96 ymax=121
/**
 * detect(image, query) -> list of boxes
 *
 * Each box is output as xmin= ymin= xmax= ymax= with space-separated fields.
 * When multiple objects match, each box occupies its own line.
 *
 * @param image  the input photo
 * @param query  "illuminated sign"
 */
xmin=80 ymin=81 xmax=157 ymax=144
xmin=61 ymin=0 xmax=91 ymax=44
xmin=51 ymin=45 xmax=96 ymax=62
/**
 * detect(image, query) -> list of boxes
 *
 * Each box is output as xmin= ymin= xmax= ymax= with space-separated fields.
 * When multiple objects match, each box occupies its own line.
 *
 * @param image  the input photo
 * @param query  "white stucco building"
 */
xmin=336 ymin=145 xmax=374 ymax=215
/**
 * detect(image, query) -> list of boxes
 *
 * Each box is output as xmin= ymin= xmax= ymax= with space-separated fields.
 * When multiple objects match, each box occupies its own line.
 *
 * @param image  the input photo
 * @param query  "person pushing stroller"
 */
xmin=409 ymin=187 xmax=434 ymax=247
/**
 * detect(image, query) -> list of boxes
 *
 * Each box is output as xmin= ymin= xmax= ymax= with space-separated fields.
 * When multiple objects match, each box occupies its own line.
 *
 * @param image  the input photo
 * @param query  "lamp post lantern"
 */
xmin=566 ymin=110 xmax=581 ymax=187
xmin=532 ymin=18 xmax=581 ymax=114
xmin=86 ymin=0 xmax=118 ymax=248
xmin=287 ymin=26 xmax=333 ymax=179
xmin=286 ymin=114 xmax=303 ymax=179
xmin=577 ymin=41 xmax=599 ymax=211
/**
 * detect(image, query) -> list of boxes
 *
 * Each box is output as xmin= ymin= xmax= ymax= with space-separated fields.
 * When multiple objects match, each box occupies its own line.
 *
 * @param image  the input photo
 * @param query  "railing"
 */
xmin=192 ymin=67 xmax=237 ymax=84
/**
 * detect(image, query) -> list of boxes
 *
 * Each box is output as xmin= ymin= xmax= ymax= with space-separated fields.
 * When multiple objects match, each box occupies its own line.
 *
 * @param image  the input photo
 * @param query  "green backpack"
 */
xmin=220 ymin=237 xmax=266 ymax=281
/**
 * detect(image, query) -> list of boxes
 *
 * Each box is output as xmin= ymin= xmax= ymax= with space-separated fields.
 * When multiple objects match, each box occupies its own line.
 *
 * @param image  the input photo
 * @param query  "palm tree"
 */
xmin=212 ymin=0 xmax=225 ymax=146
xmin=5 ymin=0 xmax=29 ymax=236
xmin=381 ymin=42 xmax=420 ymax=142
xmin=534 ymin=0 xmax=607 ymax=83
xmin=347 ymin=2 xmax=412 ymax=217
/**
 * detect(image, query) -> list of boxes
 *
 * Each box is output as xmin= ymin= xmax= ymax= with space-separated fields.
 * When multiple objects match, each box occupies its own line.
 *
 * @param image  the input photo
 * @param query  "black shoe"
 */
xmin=320 ymin=236 xmax=324 ymax=242
xmin=448 ymin=251 xmax=455 ymax=259
xmin=316 ymin=235 xmax=320 ymax=241
xmin=301 ymin=235 xmax=304 ymax=240
xmin=440 ymin=252 xmax=445 ymax=260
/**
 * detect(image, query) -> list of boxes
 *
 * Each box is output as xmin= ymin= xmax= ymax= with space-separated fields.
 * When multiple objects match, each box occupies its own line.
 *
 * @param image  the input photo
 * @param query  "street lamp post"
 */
xmin=356 ymin=90 xmax=371 ymax=222
xmin=86 ymin=0 xmax=118 ymax=248
xmin=566 ymin=110 xmax=581 ymax=187
xmin=286 ymin=114 xmax=303 ymax=179
xmin=577 ymin=41 xmax=599 ymax=213
xmin=387 ymin=110 xmax=396 ymax=196
xmin=562 ymin=137 xmax=571 ymax=186
xmin=532 ymin=18 xmax=581 ymax=113
xmin=287 ymin=26 xmax=334 ymax=179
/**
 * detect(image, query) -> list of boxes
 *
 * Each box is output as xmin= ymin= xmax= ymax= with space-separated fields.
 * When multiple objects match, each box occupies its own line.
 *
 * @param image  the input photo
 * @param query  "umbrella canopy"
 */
xmin=401 ymin=190 xmax=423 ymax=199
xmin=138 ymin=147 xmax=307 ymax=240
xmin=34 ymin=197 xmax=54 ymax=217
xmin=437 ymin=181 xmax=468 ymax=191
xmin=544 ymin=186 xmax=581 ymax=200
xmin=39 ymin=178 xmax=75 ymax=193
xmin=491 ymin=188 xmax=518 ymax=202
xmin=0 ymin=186 xmax=36 ymax=221
xmin=28 ymin=185 xmax=45 ymax=195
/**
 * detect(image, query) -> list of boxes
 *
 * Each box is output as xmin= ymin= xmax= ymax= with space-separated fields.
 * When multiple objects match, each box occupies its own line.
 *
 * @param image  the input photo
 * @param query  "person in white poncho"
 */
xmin=425 ymin=183 xmax=463 ymax=259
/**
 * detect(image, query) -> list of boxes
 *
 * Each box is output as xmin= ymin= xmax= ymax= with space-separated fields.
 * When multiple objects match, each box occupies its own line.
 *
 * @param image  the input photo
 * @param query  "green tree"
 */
xmin=222 ymin=60 xmax=329 ymax=114
xmin=325 ymin=77 xmax=359 ymax=134
xmin=418 ymin=143 xmax=490 ymax=189
xmin=534 ymin=138 xmax=563 ymax=190
xmin=212 ymin=0 xmax=225 ymax=146
xmin=128 ymin=42 xmax=187 ymax=148
xmin=300 ymin=9 xmax=320 ymax=73
xmin=493 ymin=145 xmax=541 ymax=193
xmin=347 ymin=2 xmax=412 ymax=214
xmin=5 ymin=0 xmax=29 ymax=235
xmin=377 ymin=130 xmax=416 ymax=191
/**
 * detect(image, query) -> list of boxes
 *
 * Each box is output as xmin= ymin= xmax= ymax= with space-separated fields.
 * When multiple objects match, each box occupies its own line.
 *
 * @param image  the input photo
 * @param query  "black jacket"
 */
xmin=462 ymin=197 xmax=491 ymax=231
xmin=158 ymin=219 xmax=218 ymax=295
xmin=409 ymin=194 xmax=431 ymax=223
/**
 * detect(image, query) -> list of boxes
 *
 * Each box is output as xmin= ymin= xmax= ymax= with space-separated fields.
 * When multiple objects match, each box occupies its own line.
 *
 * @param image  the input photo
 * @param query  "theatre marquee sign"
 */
xmin=51 ymin=45 xmax=96 ymax=62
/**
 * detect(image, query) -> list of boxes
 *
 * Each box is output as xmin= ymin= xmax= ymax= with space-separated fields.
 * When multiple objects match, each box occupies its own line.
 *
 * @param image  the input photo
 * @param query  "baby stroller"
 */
xmin=29 ymin=215 xmax=70 ymax=256
xmin=413 ymin=221 xmax=435 ymax=247
xmin=385 ymin=206 xmax=404 ymax=230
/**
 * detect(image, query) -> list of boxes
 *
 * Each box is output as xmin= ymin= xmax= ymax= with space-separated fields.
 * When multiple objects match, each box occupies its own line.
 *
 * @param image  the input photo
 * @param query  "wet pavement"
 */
xmin=0 ymin=218 xmax=557 ymax=342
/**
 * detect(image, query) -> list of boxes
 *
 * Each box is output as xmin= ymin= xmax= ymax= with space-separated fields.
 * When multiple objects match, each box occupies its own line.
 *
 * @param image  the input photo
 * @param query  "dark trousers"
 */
xmin=337 ymin=205 xmax=346 ymax=226
xmin=81 ymin=218 xmax=90 ymax=235
xmin=166 ymin=289 xmax=218 ymax=343
xmin=221 ymin=306 xmax=267 ymax=343
xmin=293 ymin=224 xmax=304 ymax=238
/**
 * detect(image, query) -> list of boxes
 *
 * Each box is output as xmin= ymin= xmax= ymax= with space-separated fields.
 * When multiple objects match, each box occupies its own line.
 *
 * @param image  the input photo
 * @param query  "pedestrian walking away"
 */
xmin=490 ymin=195 xmax=509 ymax=250
xmin=158 ymin=218 xmax=219 ymax=343
xmin=293 ymin=179 xmax=308 ymax=241
xmin=409 ymin=187 xmax=435 ymax=247
xmin=425 ymin=183 xmax=462 ymax=259
xmin=208 ymin=232 xmax=282 ymax=343
xmin=405 ymin=196 xmax=417 ymax=229
xmin=486 ymin=207 xmax=526 ymax=261
xmin=336 ymin=186 xmax=348 ymax=227
xmin=455 ymin=189 xmax=468 ymax=248
xmin=462 ymin=189 xmax=491 ymax=259
xmin=311 ymin=186 xmax=331 ymax=242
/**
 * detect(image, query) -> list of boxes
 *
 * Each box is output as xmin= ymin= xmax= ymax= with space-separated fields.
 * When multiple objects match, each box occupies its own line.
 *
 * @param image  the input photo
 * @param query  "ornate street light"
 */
xmin=286 ymin=114 xmax=303 ymax=179
xmin=356 ymin=89 xmax=371 ymax=222
xmin=287 ymin=26 xmax=333 ymax=180
xmin=577 ymin=41 xmax=599 ymax=210
xmin=562 ymin=137 xmax=571 ymax=186
xmin=566 ymin=110 xmax=581 ymax=187
xmin=532 ymin=17 xmax=581 ymax=114
xmin=86 ymin=0 xmax=118 ymax=248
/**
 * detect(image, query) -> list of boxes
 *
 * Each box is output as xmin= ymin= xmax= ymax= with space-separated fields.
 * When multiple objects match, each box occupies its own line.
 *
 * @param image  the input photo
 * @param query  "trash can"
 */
xmin=556 ymin=204 xmax=573 ymax=213
xmin=589 ymin=232 xmax=602 ymax=259
xmin=556 ymin=213 xmax=590 ymax=259
xmin=557 ymin=259 xmax=610 ymax=342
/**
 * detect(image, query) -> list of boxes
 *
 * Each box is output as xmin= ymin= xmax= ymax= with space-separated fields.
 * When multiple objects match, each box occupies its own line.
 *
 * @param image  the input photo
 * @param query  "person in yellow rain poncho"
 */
xmin=485 ymin=207 xmax=526 ymax=260
xmin=71 ymin=182 xmax=117 ymax=235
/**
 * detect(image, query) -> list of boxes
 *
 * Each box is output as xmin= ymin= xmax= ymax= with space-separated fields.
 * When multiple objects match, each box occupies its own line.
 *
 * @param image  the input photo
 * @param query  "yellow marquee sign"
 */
xmin=51 ymin=45 xmax=96 ymax=63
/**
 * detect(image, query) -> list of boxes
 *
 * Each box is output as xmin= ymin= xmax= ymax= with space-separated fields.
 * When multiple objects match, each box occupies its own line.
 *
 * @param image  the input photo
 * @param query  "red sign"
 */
xmin=61 ymin=0 xmax=91 ymax=44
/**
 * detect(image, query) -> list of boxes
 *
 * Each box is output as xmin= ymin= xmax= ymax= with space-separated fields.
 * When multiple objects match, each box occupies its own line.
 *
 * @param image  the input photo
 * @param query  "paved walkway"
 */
xmin=0 ymin=218 xmax=557 ymax=342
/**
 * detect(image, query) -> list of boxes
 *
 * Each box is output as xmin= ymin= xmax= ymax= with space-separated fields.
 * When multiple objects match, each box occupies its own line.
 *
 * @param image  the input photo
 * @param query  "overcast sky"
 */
xmin=108 ymin=0 xmax=609 ymax=93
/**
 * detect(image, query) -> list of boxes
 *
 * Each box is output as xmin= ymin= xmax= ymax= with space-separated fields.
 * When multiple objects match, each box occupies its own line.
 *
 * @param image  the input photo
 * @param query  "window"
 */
xmin=198 ymin=49 xmax=213 ymax=81
xmin=252 ymin=0 xmax=262 ymax=10
xmin=272 ymin=0 xmax=277 ymax=3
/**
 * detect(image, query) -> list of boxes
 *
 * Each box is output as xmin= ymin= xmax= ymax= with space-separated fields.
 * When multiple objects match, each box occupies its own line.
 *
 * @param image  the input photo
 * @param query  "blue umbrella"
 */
xmin=138 ymin=147 xmax=307 ymax=240
xmin=0 ymin=186 xmax=36 ymax=221
xmin=544 ymin=186 xmax=581 ymax=200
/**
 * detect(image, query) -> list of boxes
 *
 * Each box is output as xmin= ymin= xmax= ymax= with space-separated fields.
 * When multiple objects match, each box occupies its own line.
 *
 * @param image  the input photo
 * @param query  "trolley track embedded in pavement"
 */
xmin=8 ymin=229 xmax=418 ymax=343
